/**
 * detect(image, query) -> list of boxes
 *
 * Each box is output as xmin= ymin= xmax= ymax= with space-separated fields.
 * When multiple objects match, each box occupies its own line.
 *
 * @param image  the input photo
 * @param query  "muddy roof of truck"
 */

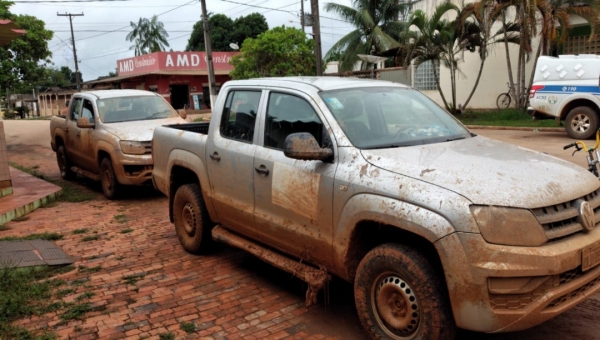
xmin=225 ymin=77 xmax=409 ymax=92
xmin=75 ymin=89 xmax=158 ymax=100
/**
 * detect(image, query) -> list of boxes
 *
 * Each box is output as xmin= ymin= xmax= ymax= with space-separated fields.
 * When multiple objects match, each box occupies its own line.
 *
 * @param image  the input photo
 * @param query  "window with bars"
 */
xmin=563 ymin=35 xmax=600 ymax=55
xmin=414 ymin=61 xmax=439 ymax=91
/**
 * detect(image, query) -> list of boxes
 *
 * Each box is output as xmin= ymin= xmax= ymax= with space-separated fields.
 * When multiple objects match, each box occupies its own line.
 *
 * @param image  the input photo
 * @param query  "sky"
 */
xmin=9 ymin=0 xmax=355 ymax=82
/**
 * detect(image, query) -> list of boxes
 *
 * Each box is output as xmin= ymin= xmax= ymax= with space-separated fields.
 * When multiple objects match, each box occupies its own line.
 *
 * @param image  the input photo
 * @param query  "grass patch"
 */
xmin=120 ymin=228 xmax=133 ymax=234
xmin=78 ymin=265 xmax=101 ymax=273
xmin=0 ymin=265 xmax=70 ymax=337
xmin=0 ymin=232 xmax=63 ymax=241
xmin=113 ymin=214 xmax=128 ymax=223
xmin=179 ymin=321 xmax=196 ymax=333
xmin=60 ymin=302 xmax=92 ymax=321
xmin=55 ymin=288 xmax=76 ymax=298
xmin=75 ymin=291 xmax=95 ymax=301
xmin=159 ymin=333 xmax=175 ymax=340
xmin=122 ymin=273 xmax=145 ymax=285
xmin=81 ymin=235 xmax=99 ymax=242
xmin=72 ymin=228 xmax=88 ymax=235
xmin=458 ymin=109 xmax=560 ymax=128
xmin=8 ymin=162 xmax=96 ymax=202
xmin=70 ymin=278 xmax=88 ymax=286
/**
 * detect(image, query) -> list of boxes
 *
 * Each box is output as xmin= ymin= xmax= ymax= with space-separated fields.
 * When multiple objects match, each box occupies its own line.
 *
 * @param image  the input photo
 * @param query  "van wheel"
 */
xmin=173 ymin=184 xmax=213 ymax=254
xmin=100 ymin=157 xmax=120 ymax=200
xmin=565 ymin=106 xmax=598 ymax=140
xmin=56 ymin=145 xmax=75 ymax=180
xmin=354 ymin=244 xmax=455 ymax=340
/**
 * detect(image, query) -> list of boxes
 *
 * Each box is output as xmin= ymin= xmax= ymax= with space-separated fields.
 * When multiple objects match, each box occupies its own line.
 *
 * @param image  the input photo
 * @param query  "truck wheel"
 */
xmin=56 ymin=145 xmax=75 ymax=180
xmin=565 ymin=106 xmax=599 ymax=140
xmin=100 ymin=157 xmax=120 ymax=200
xmin=173 ymin=184 xmax=213 ymax=254
xmin=354 ymin=243 xmax=455 ymax=340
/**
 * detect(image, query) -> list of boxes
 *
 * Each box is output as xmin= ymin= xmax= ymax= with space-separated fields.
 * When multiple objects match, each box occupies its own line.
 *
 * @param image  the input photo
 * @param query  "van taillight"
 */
xmin=530 ymin=85 xmax=544 ymax=98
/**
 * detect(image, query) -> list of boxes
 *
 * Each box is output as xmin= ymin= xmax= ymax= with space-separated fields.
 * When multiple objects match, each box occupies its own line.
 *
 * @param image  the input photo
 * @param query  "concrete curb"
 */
xmin=466 ymin=125 xmax=565 ymax=132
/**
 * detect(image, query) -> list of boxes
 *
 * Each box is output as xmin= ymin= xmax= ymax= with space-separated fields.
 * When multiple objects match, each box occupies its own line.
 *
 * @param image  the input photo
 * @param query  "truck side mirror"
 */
xmin=177 ymin=109 xmax=187 ymax=119
xmin=77 ymin=117 xmax=95 ymax=129
xmin=283 ymin=132 xmax=333 ymax=161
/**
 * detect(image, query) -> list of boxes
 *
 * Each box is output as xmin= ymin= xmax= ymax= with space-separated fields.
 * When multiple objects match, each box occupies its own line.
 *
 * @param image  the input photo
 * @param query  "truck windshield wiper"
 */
xmin=446 ymin=136 xmax=466 ymax=142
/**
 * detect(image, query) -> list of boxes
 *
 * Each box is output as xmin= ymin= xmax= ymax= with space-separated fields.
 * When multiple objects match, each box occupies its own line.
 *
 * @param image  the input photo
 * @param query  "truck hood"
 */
xmin=103 ymin=117 xmax=186 ymax=141
xmin=361 ymin=136 xmax=599 ymax=208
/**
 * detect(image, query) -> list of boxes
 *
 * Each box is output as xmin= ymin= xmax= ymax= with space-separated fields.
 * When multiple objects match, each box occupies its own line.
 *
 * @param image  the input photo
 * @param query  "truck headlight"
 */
xmin=119 ymin=141 xmax=146 ymax=155
xmin=470 ymin=206 xmax=547 ymax=247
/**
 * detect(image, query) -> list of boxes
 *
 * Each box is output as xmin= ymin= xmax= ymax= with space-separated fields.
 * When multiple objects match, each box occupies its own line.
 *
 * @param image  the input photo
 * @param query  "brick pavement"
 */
xmin=3 ymin=145 xmax=364 ymax=340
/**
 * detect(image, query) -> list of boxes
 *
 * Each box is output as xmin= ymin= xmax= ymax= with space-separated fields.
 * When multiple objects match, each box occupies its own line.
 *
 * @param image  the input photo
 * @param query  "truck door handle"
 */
xmin=65 ymin=127 xmax=69 ymax=133
xmin=255 ymin=165 xmax=270 ymax=176
xmin=209 ymin=152 xmax=221 ymax=161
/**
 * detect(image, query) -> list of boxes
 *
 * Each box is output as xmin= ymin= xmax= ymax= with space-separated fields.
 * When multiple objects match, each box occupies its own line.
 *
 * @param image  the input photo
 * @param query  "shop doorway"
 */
xmin=170 ymin=84 xmax=189 ymax=110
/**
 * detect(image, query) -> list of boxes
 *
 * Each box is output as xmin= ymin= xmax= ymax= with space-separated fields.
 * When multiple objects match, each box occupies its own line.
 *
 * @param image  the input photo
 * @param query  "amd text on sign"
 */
xmin=117 ymin=51 xmax=238 ymax=76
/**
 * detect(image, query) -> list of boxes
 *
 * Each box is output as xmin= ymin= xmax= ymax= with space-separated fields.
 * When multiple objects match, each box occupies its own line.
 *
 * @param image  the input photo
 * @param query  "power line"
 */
xmin=13 ymin=0 xmax=135 ymax=2
xmin=217 ymin=0 xmax=294 ymax=14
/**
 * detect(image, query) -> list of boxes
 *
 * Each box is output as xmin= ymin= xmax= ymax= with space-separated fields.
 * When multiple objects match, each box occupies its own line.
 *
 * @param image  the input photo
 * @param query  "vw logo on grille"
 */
xmin=577 ymin=200 xmax=596 ymax=232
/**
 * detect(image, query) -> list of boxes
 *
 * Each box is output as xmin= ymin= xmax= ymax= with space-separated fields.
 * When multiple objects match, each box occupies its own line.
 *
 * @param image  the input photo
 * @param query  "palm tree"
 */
xmin=126 ymin=15 xmax=170 ymax=56
xmin=408 ymin=2 xmax=461 ymax=111
xmin=324 ymin=0 xmax=411 ymax=71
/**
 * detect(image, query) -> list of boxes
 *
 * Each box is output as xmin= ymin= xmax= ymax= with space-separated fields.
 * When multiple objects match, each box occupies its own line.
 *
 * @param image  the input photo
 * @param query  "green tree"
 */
xmin=0 ymin=0 xmax=53 ymax=92
xmin=186 ymin=14 xmax=234 ymax=51
xmin=230 ymin=26 xmax=316 ymax=79
xmin=231 ymin=13 xmax=269 ymax=48
xmin=126 ymin=15 xmax=169 ymax=56
xmin=324 ymin=0 xmax=411 ymax=71
xmin=58 ymin=66 xmax=82 ymax=85
xmin=38 ymin=66 xmax=69 ymax=90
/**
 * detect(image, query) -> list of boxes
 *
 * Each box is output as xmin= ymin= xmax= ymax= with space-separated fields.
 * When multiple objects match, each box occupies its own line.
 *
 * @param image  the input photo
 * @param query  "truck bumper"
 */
xmin=112 ymin=152 xmax=153 ymax=186
xmin=436 ymin=229 xmax=600 ymax=333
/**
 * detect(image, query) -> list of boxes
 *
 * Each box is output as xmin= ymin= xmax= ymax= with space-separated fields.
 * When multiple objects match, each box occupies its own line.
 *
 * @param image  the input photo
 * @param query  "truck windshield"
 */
xmin=97 ymin=96 xmax=178 ymax=123
xmin=319 ymin=87 xmax=471 ymax=149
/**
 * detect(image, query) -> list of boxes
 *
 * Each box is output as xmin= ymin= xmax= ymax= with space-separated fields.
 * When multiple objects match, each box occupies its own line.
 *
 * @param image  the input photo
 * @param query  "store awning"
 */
xmin=0 ymin=19 xmax=26 ymax=46
xmin=84 ymin=69 xmax=231 ymax=86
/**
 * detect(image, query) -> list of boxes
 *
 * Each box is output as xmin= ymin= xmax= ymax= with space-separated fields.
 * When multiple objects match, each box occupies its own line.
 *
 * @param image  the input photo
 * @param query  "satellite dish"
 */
xmin=229 ymin=43 xmax=239 ymax=50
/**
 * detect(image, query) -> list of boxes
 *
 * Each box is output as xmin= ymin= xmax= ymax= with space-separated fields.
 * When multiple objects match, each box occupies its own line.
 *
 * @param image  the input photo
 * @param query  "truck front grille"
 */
xmin=141 ymin=141 xmax=152 ymax=155
xmin=530 ymin=188 xmax=600 ymax=241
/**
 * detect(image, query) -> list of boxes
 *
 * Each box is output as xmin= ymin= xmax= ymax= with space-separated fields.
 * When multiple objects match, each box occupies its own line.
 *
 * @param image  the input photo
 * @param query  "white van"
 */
xmin=529 ymin=55 xmax=600 ymax=139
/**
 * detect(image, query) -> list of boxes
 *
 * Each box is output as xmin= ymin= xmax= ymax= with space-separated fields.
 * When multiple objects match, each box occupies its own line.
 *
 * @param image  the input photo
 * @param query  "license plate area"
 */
xmin=582 ymin=241 xmax=600 ymax=272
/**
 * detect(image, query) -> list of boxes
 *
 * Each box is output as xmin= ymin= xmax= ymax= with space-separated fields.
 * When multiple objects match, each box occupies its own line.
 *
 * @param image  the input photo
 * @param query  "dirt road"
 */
xmin=4 ymin=122 xmax=600 ymax=340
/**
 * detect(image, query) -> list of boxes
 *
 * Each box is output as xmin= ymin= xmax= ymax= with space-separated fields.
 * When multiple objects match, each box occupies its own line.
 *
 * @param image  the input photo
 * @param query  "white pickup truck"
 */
xmin=152 ymin=77 xmax=600 ymax=339
xmin=50 ymin=90 xmax=186 ymax=199
xmin=529 ymin=55 xmax=600 ymax=139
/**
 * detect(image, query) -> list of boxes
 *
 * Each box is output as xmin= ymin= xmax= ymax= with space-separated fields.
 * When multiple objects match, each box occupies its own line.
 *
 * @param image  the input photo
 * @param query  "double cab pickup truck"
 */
xmin=152 ymin=77 xmax=600 ymax=340
xmin=50 ymin=89 xmax=186 ymax=199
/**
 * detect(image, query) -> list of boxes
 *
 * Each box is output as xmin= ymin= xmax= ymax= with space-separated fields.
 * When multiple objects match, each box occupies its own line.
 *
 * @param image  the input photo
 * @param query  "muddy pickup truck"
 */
xmin=50 ymin=90 xmax=186 ymax=199
xmin=151 ymin=77 xmax=600 ymax=339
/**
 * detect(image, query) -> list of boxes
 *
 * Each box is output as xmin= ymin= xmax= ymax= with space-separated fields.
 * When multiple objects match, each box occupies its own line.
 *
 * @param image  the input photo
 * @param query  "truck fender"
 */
xmin=557 ymin=93 xmax=600 ymax=120
xmin=165 ymin=149 xmax=218 ymax=224
xmin=95 ymin=140 xmax=117 ymax=165
xmin=333 ymin=194 xmax=456 ymax=279
xmin=52 ymin=128 xmax=67 ymax=152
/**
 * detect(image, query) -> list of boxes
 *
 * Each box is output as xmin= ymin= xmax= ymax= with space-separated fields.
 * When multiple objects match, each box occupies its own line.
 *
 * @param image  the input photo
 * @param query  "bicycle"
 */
xmin=496 ymin=83 xmax=529 ymax=109
xmin=563 ymin=129 xmax=600 ymax=178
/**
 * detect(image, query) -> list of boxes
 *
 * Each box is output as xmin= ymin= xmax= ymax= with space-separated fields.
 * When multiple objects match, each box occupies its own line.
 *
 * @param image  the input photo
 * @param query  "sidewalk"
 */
xmin=0 ymin=167 xmax=62 ymax=225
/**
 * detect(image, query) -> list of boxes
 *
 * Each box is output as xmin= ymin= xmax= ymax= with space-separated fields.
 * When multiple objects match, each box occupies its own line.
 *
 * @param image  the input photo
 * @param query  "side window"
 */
xmin=219 ymin=90 xmax=261 ymax=143
xmin=264 ymin=93 xmax=327 ymax=150
xmin=82 ymin=99 xmax=95 ymax=123
xmin=69 ymin=98 xmax=83 ymax=121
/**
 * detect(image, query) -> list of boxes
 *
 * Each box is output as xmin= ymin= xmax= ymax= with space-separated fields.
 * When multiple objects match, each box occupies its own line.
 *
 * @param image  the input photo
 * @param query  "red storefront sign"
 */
xmin=117 ymin=51 xmax=238 ymax=76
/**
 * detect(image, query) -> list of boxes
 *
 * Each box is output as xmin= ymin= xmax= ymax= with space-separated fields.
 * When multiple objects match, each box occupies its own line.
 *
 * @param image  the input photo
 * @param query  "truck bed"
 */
xmin=164 ymin=122 xmax=209 ymax=135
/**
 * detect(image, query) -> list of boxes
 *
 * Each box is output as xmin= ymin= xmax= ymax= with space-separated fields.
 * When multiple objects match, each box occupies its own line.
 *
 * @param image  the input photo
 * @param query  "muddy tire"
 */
xmin=354 ymin=243 xmax=455 ymax=340
xmin=173 ymin=184 xmax=213 ymax=254
xmin=100 ymin=157 xmax=120 ymax=200
xmin=565 ymin=106 xmax=599 ymax=140
xmin=56 ymin=145 xmax=75 ymax=180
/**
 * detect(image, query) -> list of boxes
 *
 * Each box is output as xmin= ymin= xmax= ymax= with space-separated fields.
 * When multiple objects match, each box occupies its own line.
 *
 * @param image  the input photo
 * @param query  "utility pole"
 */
xmin=200 ymin=0 xmax=217 ymax=110
xmin=57 ymin=12 xmax=84 ymax=91
xmin=300 ymin=0 xmax=305 ymax=33
xmin=310 ymin=0 xmax=323 ymax=76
